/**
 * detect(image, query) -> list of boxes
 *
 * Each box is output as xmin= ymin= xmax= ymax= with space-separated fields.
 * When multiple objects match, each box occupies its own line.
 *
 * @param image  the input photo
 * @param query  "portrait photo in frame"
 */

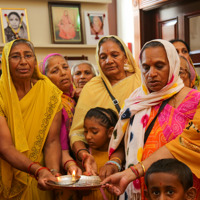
xmin=84 ymin=11 xmax=109 ymax=45
xmin=49 ymin=2 xmax=83 ymax=44
xmin=0 ymin=8 xmax=30 ymax=43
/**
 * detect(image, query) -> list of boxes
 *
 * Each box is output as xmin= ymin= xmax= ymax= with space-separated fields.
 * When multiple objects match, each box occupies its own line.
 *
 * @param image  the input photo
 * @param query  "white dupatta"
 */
xmin=108 ymin=39 xmax=184 ymax=199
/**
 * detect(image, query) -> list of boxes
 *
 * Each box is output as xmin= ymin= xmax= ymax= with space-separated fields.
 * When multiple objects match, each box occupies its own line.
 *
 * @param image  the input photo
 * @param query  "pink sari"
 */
xmin=141 ymin=89 xmax=200 ymax=199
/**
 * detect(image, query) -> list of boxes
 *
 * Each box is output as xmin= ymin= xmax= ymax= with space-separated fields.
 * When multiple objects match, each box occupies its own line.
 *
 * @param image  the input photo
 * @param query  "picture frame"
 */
xmin=0 ymin=8 xmax=30 ymax=43
xmin=84 ymin=11 xmax=109 ymax=45
xmin=64 ymin=55 xmax=88 ymax=68
xmin=48 ymin=2 xmax=83 ymax=44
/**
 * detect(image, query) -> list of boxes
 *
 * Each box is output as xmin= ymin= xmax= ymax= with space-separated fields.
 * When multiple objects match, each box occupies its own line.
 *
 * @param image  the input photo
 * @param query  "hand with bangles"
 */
xmin=77 ymin=148 xmax=98 ymax=176
xmin=101 ymin=162 xmax=145 ymax=196
xmin=28 ymin=162 xmax=59 ymax=190
xmin=63 ymin=159 xmax=82 ymax=175
xmin=99 ymin=156 xmax=122 ymax=180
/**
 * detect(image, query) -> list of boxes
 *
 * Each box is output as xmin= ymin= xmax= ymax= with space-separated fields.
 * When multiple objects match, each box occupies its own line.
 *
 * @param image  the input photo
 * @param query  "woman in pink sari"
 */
xmin=42 ymin=53 xmax=81 ymax=199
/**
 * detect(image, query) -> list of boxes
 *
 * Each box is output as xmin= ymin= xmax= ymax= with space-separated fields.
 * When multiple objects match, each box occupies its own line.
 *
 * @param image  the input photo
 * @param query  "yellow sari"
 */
xmin=0 ymin=40 xmax=62 ymax=200
xmin=166 ymin=102 xmax=200 ymax=179
xmin=69 ymin=35 xmax=141 ymax=146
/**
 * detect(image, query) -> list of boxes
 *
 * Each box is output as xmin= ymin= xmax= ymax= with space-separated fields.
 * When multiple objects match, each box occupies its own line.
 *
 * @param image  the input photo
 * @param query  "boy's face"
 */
xmin=145 ymin=172 xmax=196 ymax=200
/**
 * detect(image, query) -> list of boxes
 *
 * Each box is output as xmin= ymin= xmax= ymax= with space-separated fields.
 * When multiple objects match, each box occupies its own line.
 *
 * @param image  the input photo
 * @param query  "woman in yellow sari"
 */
xmin=69 ymin=35 xmax=141 ymax=175
xmin=0 ymin=39 xmax=63 ymax=200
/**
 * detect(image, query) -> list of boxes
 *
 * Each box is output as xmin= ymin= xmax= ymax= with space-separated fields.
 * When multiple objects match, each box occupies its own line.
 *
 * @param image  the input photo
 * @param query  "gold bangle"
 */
xmin=110 ymin=157 xmax=122 ymax=165
xmin=139 ymin=162 xmax=145 ymax=173
xmin=66 ymin=162 xmax=77 ymax=171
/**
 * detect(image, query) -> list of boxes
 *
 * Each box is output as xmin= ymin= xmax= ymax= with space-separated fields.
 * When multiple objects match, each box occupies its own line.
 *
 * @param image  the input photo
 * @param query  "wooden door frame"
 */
xmin=132 ymin=0 xmax=175 ymax=63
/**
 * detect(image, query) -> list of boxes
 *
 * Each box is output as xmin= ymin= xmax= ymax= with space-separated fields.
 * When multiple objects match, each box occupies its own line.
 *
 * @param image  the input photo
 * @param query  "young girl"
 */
xmin=82 ymin=107 xmax=118 ymax=200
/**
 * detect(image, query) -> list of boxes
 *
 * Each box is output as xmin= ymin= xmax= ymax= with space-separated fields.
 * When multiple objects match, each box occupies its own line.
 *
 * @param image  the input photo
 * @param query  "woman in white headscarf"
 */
xmin=101 ymin=39 xmax=200 ymax=200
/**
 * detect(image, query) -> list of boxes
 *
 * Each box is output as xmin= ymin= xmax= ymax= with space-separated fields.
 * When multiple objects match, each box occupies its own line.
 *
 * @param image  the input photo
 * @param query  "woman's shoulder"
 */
xmin=184 ymin=87 xmax=200 ymax=98
xmin=81 ymin=76 xmax=102 ymax=90
xmin=177 ymin=87 xmax=198 ymax=98
xmin=176 ymin=87 xmax=200 ymax=106
xmin=35 ymin=78 xmax=62 ymax=95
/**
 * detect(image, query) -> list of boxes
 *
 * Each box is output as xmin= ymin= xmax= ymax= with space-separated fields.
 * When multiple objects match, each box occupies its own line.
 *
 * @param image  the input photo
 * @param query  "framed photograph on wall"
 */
xmin=84 ymin=11 xmax=109 ymax=45
xmin=48 ymin=2 xmax=83 ymax=44
xmin=64 ymin=55 xmax=88 ymax=68
xmin=0 ymin=8 xmax=30 ymax=43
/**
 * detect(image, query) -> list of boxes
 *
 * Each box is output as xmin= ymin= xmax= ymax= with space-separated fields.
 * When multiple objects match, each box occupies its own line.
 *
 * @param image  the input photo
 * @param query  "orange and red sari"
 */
xmin=141 ymin=89 xmax=200 ymax=200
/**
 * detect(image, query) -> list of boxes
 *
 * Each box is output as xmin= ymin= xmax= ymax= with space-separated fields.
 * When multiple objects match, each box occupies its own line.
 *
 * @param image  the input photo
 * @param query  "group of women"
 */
xmin=0 ymin=35 xmax=199 ymax=200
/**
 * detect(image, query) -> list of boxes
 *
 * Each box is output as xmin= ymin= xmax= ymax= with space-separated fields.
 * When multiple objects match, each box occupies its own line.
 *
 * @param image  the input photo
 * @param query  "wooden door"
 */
xmin=133 ymin=0 xmax=200 ymax=68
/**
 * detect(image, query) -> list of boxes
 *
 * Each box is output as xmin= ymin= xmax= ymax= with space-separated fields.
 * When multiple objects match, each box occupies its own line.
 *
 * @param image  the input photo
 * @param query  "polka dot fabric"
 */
xmin=108 ymin=39 xmax=184 ymax=199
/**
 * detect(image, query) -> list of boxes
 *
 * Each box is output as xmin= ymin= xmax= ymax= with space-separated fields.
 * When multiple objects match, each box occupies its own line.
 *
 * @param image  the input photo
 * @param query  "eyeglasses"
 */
xmin=9 ymin=54 xmax=35 ymax=62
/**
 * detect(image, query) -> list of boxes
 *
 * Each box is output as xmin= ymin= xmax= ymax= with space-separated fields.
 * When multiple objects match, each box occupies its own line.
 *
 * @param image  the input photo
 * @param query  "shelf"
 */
xmin=34 ymin=44 xmax=96 ymax=49
xmin=0 ymin=43 xmax=96 ymax=49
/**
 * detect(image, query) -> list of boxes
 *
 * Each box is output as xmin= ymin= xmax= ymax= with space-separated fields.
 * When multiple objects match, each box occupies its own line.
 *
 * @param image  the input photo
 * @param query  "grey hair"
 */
xmin=11 ymin=39 xmax=35 ymax=56
xmin=98 ymin=36 xmax=126 ymax=55
xmin=44 ymin=54 xmax=66 ymax=75
xmin=71 ymin=61 xmax=98 ymax=76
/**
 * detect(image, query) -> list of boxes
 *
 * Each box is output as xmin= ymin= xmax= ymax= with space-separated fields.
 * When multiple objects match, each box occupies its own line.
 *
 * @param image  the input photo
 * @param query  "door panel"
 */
xmin=140 ymin=0 xmax=200 ymax=69
xmin=158 ymin=18 xmax=178 ymax=40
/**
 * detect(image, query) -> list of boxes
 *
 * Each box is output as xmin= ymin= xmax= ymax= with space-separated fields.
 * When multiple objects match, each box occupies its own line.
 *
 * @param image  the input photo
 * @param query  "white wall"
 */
xmin=116 ymin=0 xmax=134 ymax=52
xmin=0 ymin=0 xmax=109 ymax=64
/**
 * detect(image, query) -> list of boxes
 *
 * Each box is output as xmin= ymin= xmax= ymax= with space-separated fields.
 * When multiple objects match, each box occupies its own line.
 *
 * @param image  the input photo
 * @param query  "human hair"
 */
xmin=169 ymin=39 xmax=191 ymax=53
xmin=145 ymin=159 xmax=193 ymax=191
xmin=98 ymin=36 xmax=126 ymax=55
xmin=43 ymin=54 xmax=65 ymax=75
xmin=8 ymin=12 xmax=20 ymax=21
xmin=10 ymin=39 xmax=35 ymax=57
xmin=84 ymin=107 xmax=118 ymax=130
xmin=71 ymin=61 xmax=97 ymax=76
xmin=140 ymin=41 xmax=165 ymax=58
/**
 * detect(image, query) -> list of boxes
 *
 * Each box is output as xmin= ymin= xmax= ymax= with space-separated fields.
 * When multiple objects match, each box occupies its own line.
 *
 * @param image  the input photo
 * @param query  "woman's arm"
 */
xmin=62 ymin=150 xmax=82 ymax=175
xmin=101 ymin=145 xmax=174 ymax=196
xmin=44 ymin=110 xmax=62 ymax=174
xmin=72 ymin=141 xmax=97 ymax=175
xmin=99 ymin=142 xmax=125 ymax=180
xmin=0 ymin=115 xmax=58 ymax=190
xmin=0 ymin=116 xmax=38 ymax=172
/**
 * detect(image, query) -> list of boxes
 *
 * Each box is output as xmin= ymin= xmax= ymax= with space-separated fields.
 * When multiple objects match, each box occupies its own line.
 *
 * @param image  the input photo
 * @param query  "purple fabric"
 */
xmin=42 ymin=53 xmax=62 ymax=74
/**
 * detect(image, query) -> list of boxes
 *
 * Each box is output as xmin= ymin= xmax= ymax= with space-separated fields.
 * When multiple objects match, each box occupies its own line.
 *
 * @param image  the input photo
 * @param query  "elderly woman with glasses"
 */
xmin=0 ymin=39 xmax=63 ymax=200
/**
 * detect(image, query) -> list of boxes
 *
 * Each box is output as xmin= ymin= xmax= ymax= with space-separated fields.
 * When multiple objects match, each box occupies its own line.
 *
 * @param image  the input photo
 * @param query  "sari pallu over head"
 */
xmin=69 ymin=35 xmax=141 ymax=146
xmin=96 ymin=35 xmax=141 ymax=91
xmin=0 ymin=39 xmax=62 ymax=199
xmin=108 ymin=39 xmax=185 ymax=198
